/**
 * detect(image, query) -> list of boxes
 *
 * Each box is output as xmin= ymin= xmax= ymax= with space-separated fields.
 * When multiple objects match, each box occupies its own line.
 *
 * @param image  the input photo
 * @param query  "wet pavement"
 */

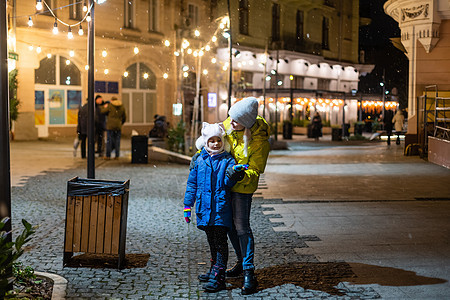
xmin=9 ymin=134 xmax=450 ymax=299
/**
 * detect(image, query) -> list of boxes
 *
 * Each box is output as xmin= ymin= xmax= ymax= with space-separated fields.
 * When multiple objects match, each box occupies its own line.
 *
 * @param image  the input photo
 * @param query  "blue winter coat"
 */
xmin=184 ymin=148 xmax=236 ymax=230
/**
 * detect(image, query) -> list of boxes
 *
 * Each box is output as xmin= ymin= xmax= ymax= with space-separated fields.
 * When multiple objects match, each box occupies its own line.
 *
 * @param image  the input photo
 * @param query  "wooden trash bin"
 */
xmin=63 ymin=177 xmax=130 ymax=269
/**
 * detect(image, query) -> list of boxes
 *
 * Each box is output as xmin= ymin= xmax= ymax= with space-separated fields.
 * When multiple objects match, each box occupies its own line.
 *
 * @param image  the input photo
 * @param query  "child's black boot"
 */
xmin=203 ymin=265 xmax=226 ymax=293
xmin=198 ymin=259 xmax=215 ymax=282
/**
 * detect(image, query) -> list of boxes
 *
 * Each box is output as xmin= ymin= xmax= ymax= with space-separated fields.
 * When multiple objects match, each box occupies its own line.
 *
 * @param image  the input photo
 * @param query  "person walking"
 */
xmin=101 ymin=96 xmax=126 ymax=159
xmin=184 ymin=122 xmax=245 ymax=292
xmin=392 ymin=109 xmax=405 ymax=132
xmin=383 ymin=109 xmax=394 ymax=145
xmin=311 ymin=112 xmax=323 ymax=141
xmin=223 ymin=97 xmax=270 ymax=295
xmin=94 ymin=95 xmax=106 ymax=156
xmin=76 ymin=101 xmax=89 ymax=159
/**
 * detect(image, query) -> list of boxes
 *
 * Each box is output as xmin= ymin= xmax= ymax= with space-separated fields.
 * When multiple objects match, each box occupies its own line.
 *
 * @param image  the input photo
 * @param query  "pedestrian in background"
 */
xmin=76 ymin=101 xmax=88 ymax=159
xmin=184 ymin=122 xmax=245 ymax=292
xmin=392 ymin=109 xmax=405 ymax=132
xmin=94 ymin=95 xmax=106 ymax=156
xmin=101 ymin=96 xmax=126 ymax=159
xmin=311 ymin=112 xmax=323 ymax=141
xmin=383 ymin=109 xmax=394 ymax=145
xmin=222 ymin=97 xmax=270 ymax=295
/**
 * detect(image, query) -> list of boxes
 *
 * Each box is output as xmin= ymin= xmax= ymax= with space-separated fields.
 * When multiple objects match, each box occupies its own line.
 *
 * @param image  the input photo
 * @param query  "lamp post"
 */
xmin=227 ymin=0 xmax=232 ymax=110
xmin=87 ymin=0 xmax=95 ymax=179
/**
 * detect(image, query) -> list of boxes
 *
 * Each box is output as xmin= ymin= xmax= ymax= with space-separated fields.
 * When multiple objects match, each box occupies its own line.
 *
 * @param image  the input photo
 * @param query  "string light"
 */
xmin=203 ymin=69 xmax=208 ymax=75
xmin=163 ymin=73 xmax=168 ymax=79
xmin=36 ymin=46 xmax=41 ymax=53
xmin=85 ymin=65 xmax=89 ymax=70
xmin=69 ymin=50 xmax=75 ymax=57
xmin=78 ymin=25 xmax=84 ymax=36
xmin=28 ymin=45 xmax=33 ymax=51
xmin=182 ymin=40 xmax=190 ymax=49
xmin=102 ymin=50 xmax=107 ymax=57
xmin=83 ymin=1 xmax=88 ymax=12
xmin=28 ymin=17 xmax=33 ymax=27
xmin=52 ymin=19 xmax=58 ymax=34
xmin=205 ymin=45 xmax=210 ymax=51
xmin=194 ymin=29 xmax=200 ymax=37
xmin=104 ymin=69 xmax=109 ymax=74
xmin=212 ymin=36 xmax=217 ymax=42
xmin=143 ymin=73 xmax=149 ymax=79
xmin=86 ymin=14 xmax=91 ymax=22
xmin=183 ymin=72 xmax=189 ymax=78
xmin=66 ymin=59 xmax=71 ymax=65
xmin=134 ymin=46 xmax=139 ymax=54
xmin=123 ymin=71 xmax=128 ymax=77
xmin=187 ymin=48 xmax=192 ymax=54
xmin=174 ymin=51 xmax=180 ymax=56
xmin=67 ymin=26 xmax=73 ymax=39
xmin=182 ymin=65 xmax=189 ymax=72
xmin=47 ymin=53 xmax=52 ymax=58
xmin=164 ymin=40 xmax=170 ymax=47
xmin=36 ymin=0 xmax=43 ymax=10
xmin=211 ymin=58 xmax=216 ymax=63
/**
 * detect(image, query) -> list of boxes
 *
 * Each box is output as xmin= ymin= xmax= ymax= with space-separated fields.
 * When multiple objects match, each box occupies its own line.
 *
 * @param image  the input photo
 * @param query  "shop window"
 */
xmin=35 ymin=56 xmax=56 ymax=84
xmin=60 ymin=56 xmax=81 ymax=86
xmin=292 ymin=76 xmax=304 ymax=89
xmin=318 ymin=79 xmax=330 ymax=90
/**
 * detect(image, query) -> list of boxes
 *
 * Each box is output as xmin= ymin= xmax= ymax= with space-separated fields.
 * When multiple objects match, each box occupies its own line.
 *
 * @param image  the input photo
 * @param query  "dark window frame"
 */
xmin=296 ymin=10 xmax=304 ymax=44
xmin=239 ymin=0 xmax=249 ymax=35
xmin=322 ymin=17 xmax=330 ymax=50
xmin=272 ymin=3 xmax=280 ymax=42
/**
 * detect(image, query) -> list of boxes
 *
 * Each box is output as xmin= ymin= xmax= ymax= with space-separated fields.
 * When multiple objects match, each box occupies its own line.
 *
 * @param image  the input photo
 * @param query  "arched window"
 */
xmin=122 ymin=62 xmax=157 ymax=124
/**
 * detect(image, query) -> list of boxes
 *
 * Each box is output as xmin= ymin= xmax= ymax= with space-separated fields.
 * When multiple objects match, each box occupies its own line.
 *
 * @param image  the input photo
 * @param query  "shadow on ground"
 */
xmin=227 ymin=262 xmax=447 ymax=295
xmin=64 ymin=253 xmax=150 ymax=269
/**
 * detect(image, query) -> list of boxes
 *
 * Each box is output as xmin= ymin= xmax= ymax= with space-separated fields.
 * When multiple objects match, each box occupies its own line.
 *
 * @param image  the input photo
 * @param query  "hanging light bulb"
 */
xmin=85 ymin=65 xmax=89 ymax=70
xmin=28 ymin=45 xmax=34 ymax=51
xmin=183 ymin=72 xmax=189 ymax=78
xmin=182 ymin=40 xmax=190 ymax=49
xmin=102 ymin=50 xmax=107 ymax=57
xmin=194 ymin=29 xmax=200 ymax=37
xmin=28 ymin=17 xmax=33 ymax=27
xmin=69 ymin=50 xmax=75 ymax=57
xmin=202 ymin=69 xmax=208 ymax=75
xmin=199 ymin=50 xmax=204 ymax=57
xmin=164 ymin=40 xmax=170 ymax=47
xmin=205 ymin=45 xmax=210 ymax=51
xmin=104 ymin=69 xmax=109 ymax=74
xmin=134 ymin=46 xmax=139 ymax=54
xmin=52 ymin=20 xmax=58 ymax=34
xmin=78 ymin=25 xmax=84 ymax=36
xmin=66 ymin=60 xmax=71 ymax=65
xmin=36 ymin=46 xmax=41 ymax=54
xmin=123 ymin=71 xmax=128 ymax=77
xmin=68 ymin=26 xmax=74 ymax=39
xmin=86 ymin=14 xmax=91 ymax=22
xmin=83 ymin=1 xmax=88 ymax=12
xmin=143 ymin=73 xmax=149 ymax=79
xmin=187 ymin=48 xmax=192 ymax=54
xmin=212 ymin=36 xmax=217 ymax=43
xmin=174 ymin=51 xmax=180 ymax=57
xmin=211 ymin=58 xmax=216 ymax=64
xmin=163 ymin=73 xmax=168 ymax=79
xmin=36 ymin=0 xmax=43 ymax=10
xmin=182 ymin=65 xmax=189 ymax=72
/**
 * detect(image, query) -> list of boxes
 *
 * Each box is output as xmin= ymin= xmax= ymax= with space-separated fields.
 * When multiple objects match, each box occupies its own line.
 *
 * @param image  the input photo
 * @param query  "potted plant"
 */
xmin=9 ymin=70 xmax=20 ymax=140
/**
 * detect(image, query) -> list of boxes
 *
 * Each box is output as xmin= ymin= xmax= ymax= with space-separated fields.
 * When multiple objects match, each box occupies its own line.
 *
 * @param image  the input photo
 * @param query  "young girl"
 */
xmin=183 ymin=122 xmax=246 ymax=292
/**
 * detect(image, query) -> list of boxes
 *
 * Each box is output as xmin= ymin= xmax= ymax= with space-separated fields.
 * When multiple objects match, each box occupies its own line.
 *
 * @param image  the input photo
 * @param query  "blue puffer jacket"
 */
xmin=184 ymin=148 xmax=236 ymax=230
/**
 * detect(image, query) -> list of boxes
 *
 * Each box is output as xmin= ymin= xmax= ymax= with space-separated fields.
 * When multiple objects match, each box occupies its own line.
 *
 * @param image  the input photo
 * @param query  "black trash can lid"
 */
xmin=68 ymin=178 xmax=128 ymax=196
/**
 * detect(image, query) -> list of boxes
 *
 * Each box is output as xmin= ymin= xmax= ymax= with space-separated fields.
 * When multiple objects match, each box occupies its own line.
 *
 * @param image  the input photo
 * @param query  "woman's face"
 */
xmin=207 ymin=136 xmax=223 ymax=151
xmin=230 ymin=119 xmax=245 ymax=131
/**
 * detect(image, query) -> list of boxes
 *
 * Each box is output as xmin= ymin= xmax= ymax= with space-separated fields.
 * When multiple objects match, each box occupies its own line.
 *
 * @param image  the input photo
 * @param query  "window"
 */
xmin=296 ymin=10 xmax=304 ymax=44
xmin=322 ymin=17 xmax=329 ymax=50
xmin=42 ymin=0 xmax=56 ymax=17
xmin=60 ymin=56 xmax=81 ymax=86
xmin=272 ymin=3 xmax=280 ymax=42
xmin=344 ymin=15 xmax=352 ymax=40
xmin=69 ymin=0 xmax=82 ymax=20
xmin=148 ymin=0 xmax=158 ymax=31
xmin=35 ymin=56 xmax=56 ymax=84
xmin=124 ymin=0 xmax=135 ymax=28
xmin=292 ymin=76 xmax=304 ymax=89
xmin=318 ymin=79 xmax=330 ymax=90
xmin=122 ymin=63 xmax=137 ymax=89
xmin=188 ymin=4 xmax=198 ymax=28
xmin=239 ymin=0 xmax=249 ymax=35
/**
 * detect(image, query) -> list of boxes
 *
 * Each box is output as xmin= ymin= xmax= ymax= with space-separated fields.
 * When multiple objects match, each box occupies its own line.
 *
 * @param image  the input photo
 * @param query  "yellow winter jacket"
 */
xmin=223 ymin=116 xmax=271 ymax=194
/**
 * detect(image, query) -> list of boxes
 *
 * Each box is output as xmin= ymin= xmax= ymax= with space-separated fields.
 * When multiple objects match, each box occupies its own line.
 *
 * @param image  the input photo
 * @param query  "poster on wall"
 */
xmin=34 ymin=90 xmax=45 ymax=125
xmin=67 ymin=90 xmax=81 ymax=125
xmin=49 ymin=89 xmax=65 ymax=125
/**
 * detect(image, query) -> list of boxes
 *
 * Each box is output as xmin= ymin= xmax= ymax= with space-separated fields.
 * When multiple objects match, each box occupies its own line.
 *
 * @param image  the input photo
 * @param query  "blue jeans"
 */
xmin=227 ymin=192 xmax=254 ymax=270
xmin=106 ymin=130 xmax=121 ymax=158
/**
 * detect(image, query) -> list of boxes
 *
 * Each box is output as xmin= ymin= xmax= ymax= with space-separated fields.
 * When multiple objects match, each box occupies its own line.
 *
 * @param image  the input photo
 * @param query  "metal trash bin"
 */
xmin=132 ymin=135 xmax=148 ymax=164
xmin=64 ymin=177 xmax=130 ymax=269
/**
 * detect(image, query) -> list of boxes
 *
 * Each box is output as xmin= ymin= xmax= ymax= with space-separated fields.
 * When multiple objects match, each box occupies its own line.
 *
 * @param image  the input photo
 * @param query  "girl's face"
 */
xmin=207 ymin=136 xmax=223 ymax=151
xmin=230 ymin=119 xmax=245 ymax=131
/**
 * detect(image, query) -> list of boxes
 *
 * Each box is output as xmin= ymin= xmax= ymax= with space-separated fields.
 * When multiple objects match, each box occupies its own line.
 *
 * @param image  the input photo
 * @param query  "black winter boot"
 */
xmin=225 ymin=261 xmax=243 ymax=277
xmin=198 ymin=259 xmax=215 ymax=282
xmin=203 ymin=265 xmax=226 ymax=293
xmin=241 ymin=269 xmax=258 ymax=295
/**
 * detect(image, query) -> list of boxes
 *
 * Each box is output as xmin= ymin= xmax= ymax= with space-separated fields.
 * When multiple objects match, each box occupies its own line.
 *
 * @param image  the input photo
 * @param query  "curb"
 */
xmin=35 ymin=271 xmax=67 ymax=300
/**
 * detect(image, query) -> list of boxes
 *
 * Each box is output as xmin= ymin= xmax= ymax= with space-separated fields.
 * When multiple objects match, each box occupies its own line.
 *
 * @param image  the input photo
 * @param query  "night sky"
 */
xmin=359 ymin=0 xmax=408 ymax=109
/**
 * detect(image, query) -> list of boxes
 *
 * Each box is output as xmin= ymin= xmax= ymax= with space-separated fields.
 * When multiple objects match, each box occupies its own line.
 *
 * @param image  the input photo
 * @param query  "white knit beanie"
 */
xmin=228 ymin=97 xmax=259 ymax=129
xmin=195 ymin=122 xmax=226 ymax=154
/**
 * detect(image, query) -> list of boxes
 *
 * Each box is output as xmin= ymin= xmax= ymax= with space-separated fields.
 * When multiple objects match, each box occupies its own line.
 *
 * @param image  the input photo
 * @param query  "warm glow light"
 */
xmin=182 ymin=65 xmax=189 ymax=72
xmin=86 ymin=15 xmax=91 ymax=22
xmin=174 ymin=51 xmax=180 ymax=56
xmin=212 ymin=36 xmax=217 ymax=43
xmin=163 ymin=73 xmax=168 ymax=79
xmin=183 ymin=72 xmax=189 ymax=77
xmin=134 ymin=46 xmax=139 ymax=54
xmin=102 ymin=50 xmax=107 ymax=57
xmin=219 ymin=23 xmax=225 ymax=29
xmin=67 ymin=27 xmax=73 ymax=39
xmin=193 ymin=51 xmax=198 ymax=57
xmin=69 ymin=50 xmax=75 ymax=57
xmin=104 ymin=69 xmax=109 ymax=74
xmin=28 ymin=45 xmax=33 ymax=51
xmin=83 ymin=1 xmax=88 ymax=12
xmin=52 ymin=21 xmax=58 ymax=34
xmin=182 ymin=40 xmax=190 ymax=49
xmin=187 ymin=48 xmax=192 ymax=54
xmin=194 ymin=29 xmax=200 ymax=37
xmin=164 ymin=40 xmax=170 ymax=47
xmin=28 ymin=17 xmax=33 ymax=27
xmin=205 ymin=45 xmax=210 ymax=51
xmin=222 ymin=66 xmax=227 ymax=71
xmin=123 ymin=71 xmax=128 ymax=77
xmin=143 ymin=73 xmax=149 ymax=79
xmin=203 ymin=69 xmax=208 ymax=75
xmin=85 ymin=65 xmax=89 ymax=70
xmin=211 ymin=58 xmax=216 ymax=63
xmin=66 ymin=60 xmax=71 ymax=65
xmin=47 ymin=53 xmax=52 ymax=58
xmin=199 ymin=50 xmax=204 ymax=57
xmin=290 ymin=75 xmax=294 ymax=81
xmin=36 ymin=46 xmax=41 ymax=53
xmin=78 ymin=25 xmax=84 ymax=36
xmin=36 ymin=0 xmax=43 ymax=10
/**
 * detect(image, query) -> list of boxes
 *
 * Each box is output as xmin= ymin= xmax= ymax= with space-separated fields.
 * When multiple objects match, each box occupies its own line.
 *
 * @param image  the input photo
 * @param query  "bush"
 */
xmin=0 ymin=218 xmax=36 ymax=298
xmin=167 ymin=120 xmax=186 ymax=154
xmin=292 ymin=119 xmax=310 ymax=127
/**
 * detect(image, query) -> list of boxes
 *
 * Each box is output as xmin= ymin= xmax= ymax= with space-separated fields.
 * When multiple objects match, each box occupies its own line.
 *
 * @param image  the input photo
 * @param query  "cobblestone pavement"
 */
xmin=9 ymin=136 xmax=450 ymax=299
